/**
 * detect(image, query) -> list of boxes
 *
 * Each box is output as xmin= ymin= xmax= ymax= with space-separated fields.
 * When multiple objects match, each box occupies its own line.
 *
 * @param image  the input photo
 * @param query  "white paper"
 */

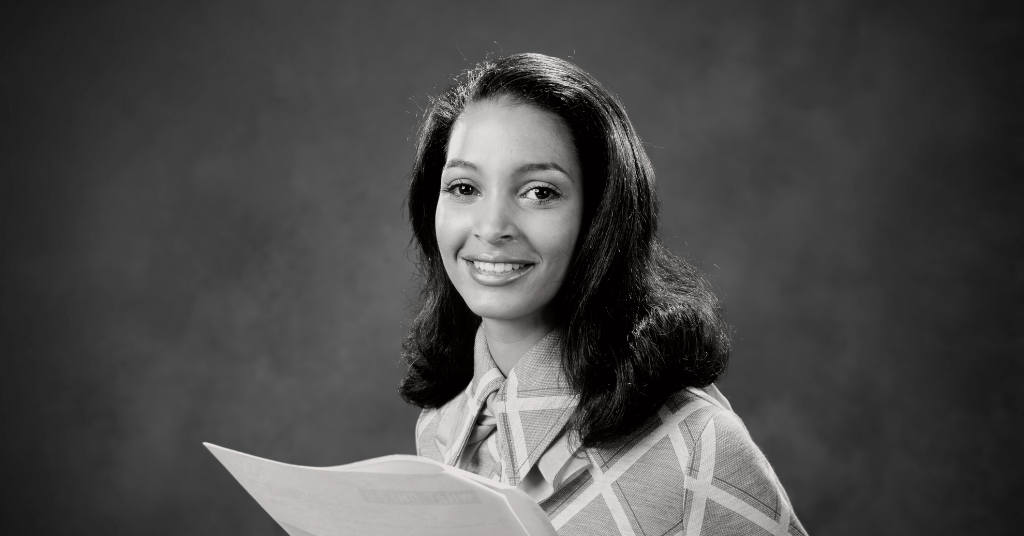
xmin=204 ymin=443 xmax=558 ymax=536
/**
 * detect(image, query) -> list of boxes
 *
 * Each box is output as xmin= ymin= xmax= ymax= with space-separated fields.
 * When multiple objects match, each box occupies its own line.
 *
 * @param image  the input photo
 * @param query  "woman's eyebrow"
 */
xmin=443 ymin=159 xmax=478 ymax=171
xmin=442 ymin=160 xmax=570 ymax=177
xmin=514 ymin=162 xmax=570 ymax=176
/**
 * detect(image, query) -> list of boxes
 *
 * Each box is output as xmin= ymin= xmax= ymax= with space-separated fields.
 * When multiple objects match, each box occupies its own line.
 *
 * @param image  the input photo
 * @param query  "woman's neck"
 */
xmin=481 ymin=313 xmax=557 ymax=377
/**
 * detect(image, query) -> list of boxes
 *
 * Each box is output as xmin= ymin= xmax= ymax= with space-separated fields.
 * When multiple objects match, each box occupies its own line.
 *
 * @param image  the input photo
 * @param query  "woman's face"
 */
xmin=435 ymin=98 xmax=583 ymax=326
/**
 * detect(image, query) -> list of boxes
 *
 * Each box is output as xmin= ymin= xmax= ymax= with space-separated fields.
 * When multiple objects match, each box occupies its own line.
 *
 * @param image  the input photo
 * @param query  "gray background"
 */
xmin=4 ymin=0 xmax=1021 ymax=534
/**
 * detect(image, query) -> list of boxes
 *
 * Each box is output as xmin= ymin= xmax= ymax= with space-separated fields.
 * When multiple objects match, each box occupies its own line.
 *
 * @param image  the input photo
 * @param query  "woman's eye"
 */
xmin=524 ymin=187 xmax=558 ymax=201
xmin=444 ymin=183 xmax=477 ymax=196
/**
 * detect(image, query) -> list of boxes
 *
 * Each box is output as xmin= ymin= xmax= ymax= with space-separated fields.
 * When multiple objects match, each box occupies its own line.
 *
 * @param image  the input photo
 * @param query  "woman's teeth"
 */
xmin=472 ymin=261 xmax=526 ymax=273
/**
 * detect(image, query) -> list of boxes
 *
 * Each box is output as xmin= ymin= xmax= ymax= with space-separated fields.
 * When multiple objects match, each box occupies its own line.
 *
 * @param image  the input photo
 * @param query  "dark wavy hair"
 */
xmin=399 ymin=53 xmax=731 ymax=448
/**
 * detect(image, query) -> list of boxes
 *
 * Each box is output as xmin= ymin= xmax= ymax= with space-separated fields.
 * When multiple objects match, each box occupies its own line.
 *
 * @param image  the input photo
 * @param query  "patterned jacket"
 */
xmin=416 ymin=327 xmax=807 ymax=536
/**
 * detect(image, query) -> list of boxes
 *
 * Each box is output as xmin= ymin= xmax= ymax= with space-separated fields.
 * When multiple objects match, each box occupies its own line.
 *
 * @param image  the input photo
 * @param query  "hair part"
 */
xmin=400 ymin=53 xmax=731 ymax=448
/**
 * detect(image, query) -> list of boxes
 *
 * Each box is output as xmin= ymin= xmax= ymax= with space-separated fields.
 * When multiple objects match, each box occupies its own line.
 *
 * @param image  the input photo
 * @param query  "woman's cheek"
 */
xmin=434 ymin=204 xmax=458 ymax=254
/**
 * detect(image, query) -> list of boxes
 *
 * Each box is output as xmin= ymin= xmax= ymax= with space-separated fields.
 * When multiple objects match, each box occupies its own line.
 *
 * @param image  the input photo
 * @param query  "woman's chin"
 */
xmin=466 ymin=304 xmax=530 ymax=323
xmin=464 ymin=298 xmax=561 ymax=330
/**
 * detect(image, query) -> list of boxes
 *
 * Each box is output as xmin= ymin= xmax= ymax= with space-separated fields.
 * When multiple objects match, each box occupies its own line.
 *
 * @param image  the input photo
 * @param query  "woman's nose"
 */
xmin=473 ymin=196 xmax=517 ymax=244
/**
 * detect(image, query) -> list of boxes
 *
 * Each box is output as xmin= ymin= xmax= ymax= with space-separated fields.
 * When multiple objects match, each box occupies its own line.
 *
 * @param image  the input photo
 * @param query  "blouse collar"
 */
xmin=461 ymin=324 xmax=580 ymax=487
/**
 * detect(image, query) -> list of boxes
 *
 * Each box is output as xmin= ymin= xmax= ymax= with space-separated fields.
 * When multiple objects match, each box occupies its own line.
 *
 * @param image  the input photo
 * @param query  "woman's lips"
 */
xmin=472 ymin=260 xmax=525 ymax=273
xmin=464 ymin=259 xmax=534 ymax=286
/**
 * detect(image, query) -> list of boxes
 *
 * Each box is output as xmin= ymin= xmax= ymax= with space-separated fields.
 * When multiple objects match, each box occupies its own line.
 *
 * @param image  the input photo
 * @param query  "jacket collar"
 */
xmin=446 ymin=325 xmax=579 ymax=486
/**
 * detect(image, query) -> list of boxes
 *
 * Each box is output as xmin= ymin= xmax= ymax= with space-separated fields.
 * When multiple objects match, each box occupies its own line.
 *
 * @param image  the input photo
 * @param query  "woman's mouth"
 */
xmin=465 ymin=259 xmax=533 ymax=285
xmin=471 ymin=261 xmax=526 ymax=273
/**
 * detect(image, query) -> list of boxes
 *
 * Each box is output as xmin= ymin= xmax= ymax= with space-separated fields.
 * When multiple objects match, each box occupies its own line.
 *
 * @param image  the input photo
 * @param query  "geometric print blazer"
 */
xmin=416 ymin=327 xmax=808 ymax=536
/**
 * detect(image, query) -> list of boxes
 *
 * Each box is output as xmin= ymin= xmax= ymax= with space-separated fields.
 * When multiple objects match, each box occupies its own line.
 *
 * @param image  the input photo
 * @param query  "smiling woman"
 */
xmin=436 ymin=99 xmax=583 ymax=373
xmin=401 ymin=53 xmax=806 ymax=535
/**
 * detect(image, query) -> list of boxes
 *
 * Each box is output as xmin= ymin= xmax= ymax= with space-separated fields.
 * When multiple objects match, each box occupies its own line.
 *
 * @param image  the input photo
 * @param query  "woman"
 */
xmin=401 ymin=53 xmax=806 ymax=536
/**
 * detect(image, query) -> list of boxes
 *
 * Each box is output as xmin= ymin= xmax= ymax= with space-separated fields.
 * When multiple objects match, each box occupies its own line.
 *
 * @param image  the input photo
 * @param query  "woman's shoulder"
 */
xmin=662 ymin=388 xmax=782 ymax=483
xmin=650 ymin=387 xmax=794 ymax=492
xmin=586 ymin=386 xmax=738 ymax=471
xmin=664 ymin=386 xmax=759 ymax=461
xmin=572 ymin=387 xmax=807 ymax=536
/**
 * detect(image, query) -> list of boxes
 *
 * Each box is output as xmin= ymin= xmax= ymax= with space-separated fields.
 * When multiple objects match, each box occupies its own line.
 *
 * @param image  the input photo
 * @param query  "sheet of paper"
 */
xmin=204 ymin=443 xmax=557 ymax=536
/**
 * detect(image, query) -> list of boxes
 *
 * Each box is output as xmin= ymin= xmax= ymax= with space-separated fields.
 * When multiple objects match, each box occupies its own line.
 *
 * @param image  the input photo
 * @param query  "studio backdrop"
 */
xmin=4 ymin=1 xmax=1020 ymax=535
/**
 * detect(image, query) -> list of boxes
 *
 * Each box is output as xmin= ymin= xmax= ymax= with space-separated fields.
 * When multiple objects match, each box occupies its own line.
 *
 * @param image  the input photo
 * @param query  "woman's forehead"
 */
xmin=445 ymin=99 xmax=579 ymax=172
